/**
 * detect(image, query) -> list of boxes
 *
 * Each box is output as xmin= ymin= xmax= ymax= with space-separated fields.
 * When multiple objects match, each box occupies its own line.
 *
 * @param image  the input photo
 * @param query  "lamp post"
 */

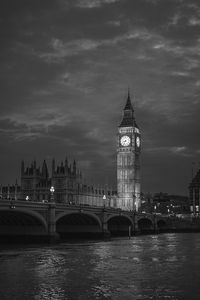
xmin=133 ymin=194 xmax=136 ymax=212
xmin=50 ymin=186 xmax=55 ymax=202
xmin=132 ymin=194 xmax=137 ymax=235
xmin=153 ymin=204 xmax=157 ymax=233
xmin=103 ymin=194 xmax=106 ymax=208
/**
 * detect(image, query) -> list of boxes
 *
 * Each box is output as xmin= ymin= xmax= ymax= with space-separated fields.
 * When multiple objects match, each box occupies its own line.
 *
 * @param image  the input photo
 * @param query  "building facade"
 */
xmin=117 ymin=92 xmax=141 ymax=211
xmin=0 ymin=182 xmax=20 ymax=201
xmin=0 ymin=160 xmax=117 ymax=208
xmin=141 ymin=192 xmax=189 ymax=215
xmin=18 ymin=158 xmax=116 ymax=207
xmin=189 ymin=169 xmax=200 ymax=214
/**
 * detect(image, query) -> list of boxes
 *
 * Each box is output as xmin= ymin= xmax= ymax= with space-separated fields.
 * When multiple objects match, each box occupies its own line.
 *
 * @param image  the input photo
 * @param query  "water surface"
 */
xmin=0 ymin=233 xmax=200 ymax=299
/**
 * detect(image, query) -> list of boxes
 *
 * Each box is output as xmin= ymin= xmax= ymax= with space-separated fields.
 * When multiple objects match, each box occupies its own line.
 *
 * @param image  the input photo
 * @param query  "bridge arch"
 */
xmin=157 ymin=219 xmax=167 ymax=230
xmin=56 ymin=211 xmax=102 ymax=227
xmin=0 ymin=208 xmax=48 ymax=236
xmin=56 ymin=211 xmax=102 ymax=237
xmin=106 ymin=214 xmax=133 ymax=225
xmin=137 ymin=217 xmax=153 ymax=232
xmin=106 ymin=214 xmax=133 ymax=236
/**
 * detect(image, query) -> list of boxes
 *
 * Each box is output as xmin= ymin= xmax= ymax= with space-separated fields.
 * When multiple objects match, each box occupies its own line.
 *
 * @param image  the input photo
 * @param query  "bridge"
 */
xmin=0 ymin=199 xmax=169 ymax=242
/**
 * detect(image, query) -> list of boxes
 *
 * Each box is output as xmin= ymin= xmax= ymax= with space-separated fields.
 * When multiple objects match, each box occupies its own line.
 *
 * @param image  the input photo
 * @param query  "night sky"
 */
xmin=1 ymin=0 xmax=200 ymax=195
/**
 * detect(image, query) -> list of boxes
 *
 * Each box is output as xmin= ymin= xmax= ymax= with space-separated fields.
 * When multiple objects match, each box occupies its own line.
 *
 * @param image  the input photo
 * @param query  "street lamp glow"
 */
xmin=25 ymin=196 xmax=29 ymax=201
xmin=50 ymin=186 xmax=55 ymax=203
xmin=50 ymin=186 xmax=55 ymax=193
xmin=103 ymin=194 xmax=106 ymax=208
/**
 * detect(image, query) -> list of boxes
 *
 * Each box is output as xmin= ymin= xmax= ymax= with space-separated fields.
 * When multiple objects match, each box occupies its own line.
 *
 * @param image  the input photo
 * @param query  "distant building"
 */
xmin=0 ymin=158 xmax=117 ymax=207
xmin=189 ymin=169 xmax=200 ymax=214
xmin=0 ymin=182 xmax=20 ymax=201
xmin=141 ymin=192 xmax=190 ymax=215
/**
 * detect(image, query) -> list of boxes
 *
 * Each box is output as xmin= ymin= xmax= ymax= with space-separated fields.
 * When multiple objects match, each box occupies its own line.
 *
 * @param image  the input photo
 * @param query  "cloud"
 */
xmin=107 ymin=20 xmax=121 ymax=27
xmin=75 ymin=0 xmax=121 ymax=9
xmin=39 ymin=38 xmax=99 ymax=62
xmin=166 ymin=2 xmax=200 ymax=29
xmin=188 ymin=17 xmax=200 ymax=26
xmin=57 ymin=70 xmax=97 ymax=93
xmin=167 ymin=13 xmax=182 ymax=27
xmin=145 ymin=146 xmax=195 ymax=159
xmin=184 ymin=58 xmax=199 ymax=70
xmin=14 ymin=132 xmax=43 ymax=141
xmin=0 ymin=117 xmax=43 ymax=141
xmin=152 ymin=36 xmax=200 ymax=61
xmin=152 ymin=41 xmax=184 ymax=55
xmin=0 ymin=107 xmax=70 ymax=141
xmin=171 ymin=71 xmax=190 ymax=77
xmin=0 ymin=118 xmax=27 ymax=133
xmin=170 ymin=146 xmax=187 ymax=153
xmin=0 ymin=104 xmax=111 ymax=147
xmin=39 ymin=29 xmax=153 ymax=63
xmin=195 ymin=80 xmax=200 ymax=86
xmin=146 ymin=146 xmax=187 ymax=154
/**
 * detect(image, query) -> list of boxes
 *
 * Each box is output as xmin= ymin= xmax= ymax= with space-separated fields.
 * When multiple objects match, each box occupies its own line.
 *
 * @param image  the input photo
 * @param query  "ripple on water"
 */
xmin=0 ymin=234 xmax=200 ymax=299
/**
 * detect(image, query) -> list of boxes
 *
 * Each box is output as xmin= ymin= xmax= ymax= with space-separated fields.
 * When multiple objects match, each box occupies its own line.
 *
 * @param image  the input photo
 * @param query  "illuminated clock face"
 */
xmin=136 ymin=136 xmax=140 ymax=147
xmin=120 ymin=135 xmax=130 ymax=146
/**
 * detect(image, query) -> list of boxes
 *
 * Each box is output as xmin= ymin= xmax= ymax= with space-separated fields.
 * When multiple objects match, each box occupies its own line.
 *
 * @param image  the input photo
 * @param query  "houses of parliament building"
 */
xmin=0 ymin=93 xmax=142 ymax=211
xmin=0 ymin=158 xmax=117 ymax=207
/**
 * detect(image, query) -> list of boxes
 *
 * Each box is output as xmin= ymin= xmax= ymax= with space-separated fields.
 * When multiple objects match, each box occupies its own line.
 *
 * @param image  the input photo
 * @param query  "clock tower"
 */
xmin=117 ymin=91 xmax=141 ymax=211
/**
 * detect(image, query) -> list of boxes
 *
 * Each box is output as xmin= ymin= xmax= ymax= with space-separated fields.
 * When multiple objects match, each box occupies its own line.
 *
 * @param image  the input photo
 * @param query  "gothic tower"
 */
xmin=117 ymin=91 xmax=141 ymax=211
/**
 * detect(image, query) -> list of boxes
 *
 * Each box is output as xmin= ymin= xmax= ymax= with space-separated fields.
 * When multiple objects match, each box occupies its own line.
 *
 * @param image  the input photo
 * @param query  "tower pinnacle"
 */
xmin=120 ymin=91 xmax=138 ymax=128
xmin=124 ymin=89 xmax=133 ymax=111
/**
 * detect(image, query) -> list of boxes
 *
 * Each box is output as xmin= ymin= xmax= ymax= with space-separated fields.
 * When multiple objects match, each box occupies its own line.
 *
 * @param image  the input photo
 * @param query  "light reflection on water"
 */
xmin=0 ymin=233 xmax=200 ymax=299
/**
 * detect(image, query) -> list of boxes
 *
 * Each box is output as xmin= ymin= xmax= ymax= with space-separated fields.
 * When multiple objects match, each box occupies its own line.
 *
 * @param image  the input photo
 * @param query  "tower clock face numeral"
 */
xmin=136 ymin=136 xmax=140 ymax=147
xmin=120 ymin=135 xmax=130 ymax=146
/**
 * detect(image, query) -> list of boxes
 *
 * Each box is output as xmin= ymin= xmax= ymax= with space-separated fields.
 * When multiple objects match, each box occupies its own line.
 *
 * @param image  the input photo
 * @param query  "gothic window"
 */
xmin=25 ymin=180 xmax=32 ymax=189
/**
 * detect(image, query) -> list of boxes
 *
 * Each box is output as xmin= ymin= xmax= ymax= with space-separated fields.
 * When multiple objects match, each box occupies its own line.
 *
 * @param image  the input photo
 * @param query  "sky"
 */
xmin=0 ymin=0 xmax=200 ymax=195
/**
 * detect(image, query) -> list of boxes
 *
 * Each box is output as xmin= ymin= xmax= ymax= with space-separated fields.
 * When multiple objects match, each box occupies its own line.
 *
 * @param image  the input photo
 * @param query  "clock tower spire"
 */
xmin=117 ymin=91 xmax=141 ymax=211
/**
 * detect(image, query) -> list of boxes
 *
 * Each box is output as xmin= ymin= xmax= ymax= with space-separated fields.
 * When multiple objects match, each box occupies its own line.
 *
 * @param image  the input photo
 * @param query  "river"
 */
xmin=0 ymin=233 xmax=200 ymax=299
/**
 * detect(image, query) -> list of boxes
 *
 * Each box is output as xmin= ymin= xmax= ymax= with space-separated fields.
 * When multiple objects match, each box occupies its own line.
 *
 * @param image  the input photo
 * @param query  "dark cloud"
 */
xmin=0 ymin=0 xmax=200 ymax=195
